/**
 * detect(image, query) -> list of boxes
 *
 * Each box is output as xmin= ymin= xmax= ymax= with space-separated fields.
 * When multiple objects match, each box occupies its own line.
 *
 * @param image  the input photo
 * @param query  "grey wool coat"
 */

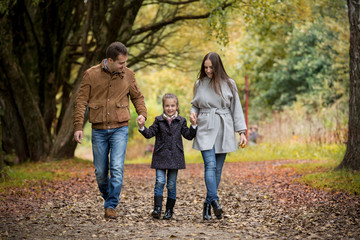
xmin=191 ymin=77 xmax=247 ymax=153
xmin=139 ymin=115 xmax=197 ymax=169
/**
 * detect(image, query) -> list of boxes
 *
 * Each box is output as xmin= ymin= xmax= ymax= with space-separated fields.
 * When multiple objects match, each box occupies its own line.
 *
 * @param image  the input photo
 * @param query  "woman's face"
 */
xmin=163 ymin=98 xmax=177 ymax=117
xmin=204 ymin=59 xmax=214 ymax=79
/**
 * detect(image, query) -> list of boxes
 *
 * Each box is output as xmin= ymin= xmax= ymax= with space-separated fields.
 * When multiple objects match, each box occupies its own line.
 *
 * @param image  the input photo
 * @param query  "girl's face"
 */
xmin=204 ymin=59 xmax=214 ymax=79
xmin=163 ymin=98 xmax=178 ymax=117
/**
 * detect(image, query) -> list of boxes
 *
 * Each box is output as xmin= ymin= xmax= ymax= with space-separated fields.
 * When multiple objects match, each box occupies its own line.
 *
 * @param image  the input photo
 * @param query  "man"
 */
xmin=73 ymin=42 xmax=147 ymax=219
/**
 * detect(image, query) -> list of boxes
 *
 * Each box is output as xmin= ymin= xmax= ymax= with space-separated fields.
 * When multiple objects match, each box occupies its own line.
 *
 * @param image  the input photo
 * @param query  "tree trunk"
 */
xmin=337 ymin=0 xmax=360 ymax=170
xmin=0 ymin=90 xmax=29 ymax=164
xmin=50 ymin=62 xmax=91 ymax=159
xmin=0 ymin=42 xmax=51 ymax=162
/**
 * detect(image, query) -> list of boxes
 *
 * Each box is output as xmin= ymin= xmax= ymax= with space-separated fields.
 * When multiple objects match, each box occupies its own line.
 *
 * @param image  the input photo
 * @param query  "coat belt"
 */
xmin=200 ymin=108 xmax=231 ymax=149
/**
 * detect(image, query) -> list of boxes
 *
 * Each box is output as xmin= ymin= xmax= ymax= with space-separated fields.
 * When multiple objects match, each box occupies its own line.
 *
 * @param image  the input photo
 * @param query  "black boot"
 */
xmin=163 ymin=198 xmax=176 ymax=220
xmin=203 ymin=203 xmax=212 ymax=220
xmin=211 ymin=200 xmax=223 ymax=219
xmin=152 ymin=196 xmax=163 ymax=219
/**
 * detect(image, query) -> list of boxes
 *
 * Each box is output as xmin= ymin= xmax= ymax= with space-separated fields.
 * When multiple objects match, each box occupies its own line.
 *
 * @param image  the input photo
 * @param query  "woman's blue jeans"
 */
xmin=201 ymin=146 xmax=227 ymax=204
xmin=92 ymin=126 xmax=128 ymax=210
xmin=154 ymin=169 xmax=178 ymax=200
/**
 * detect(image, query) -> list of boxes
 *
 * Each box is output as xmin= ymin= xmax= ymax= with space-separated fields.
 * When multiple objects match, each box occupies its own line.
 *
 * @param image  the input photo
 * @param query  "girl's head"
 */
xmin=162 ymin=93 xmax=180 ymax=116
xmin=196 ymin=52 xmax=233 ymax=96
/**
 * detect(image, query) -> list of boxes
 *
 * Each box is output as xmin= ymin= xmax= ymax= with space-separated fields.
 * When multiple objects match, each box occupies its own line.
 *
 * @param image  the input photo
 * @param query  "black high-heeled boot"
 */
xmin=203 ymin=203 xmax=212 ymax=220
xmin=152 ymin=196 xmax=163 ymax=219
xmin=163 ymin=198 xmax=176 ymax=220
xmin=211 ymin=200 xmax=223 ymax=219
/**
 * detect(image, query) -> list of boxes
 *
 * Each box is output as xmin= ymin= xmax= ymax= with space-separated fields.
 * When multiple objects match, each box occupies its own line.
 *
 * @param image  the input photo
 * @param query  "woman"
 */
xmin=190 ymin=52 xmax=247 ymax=220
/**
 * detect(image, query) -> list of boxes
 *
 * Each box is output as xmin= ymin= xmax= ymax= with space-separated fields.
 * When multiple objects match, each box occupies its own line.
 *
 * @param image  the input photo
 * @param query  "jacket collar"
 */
xmin=156 ymin=115 xmax=181 ymax=122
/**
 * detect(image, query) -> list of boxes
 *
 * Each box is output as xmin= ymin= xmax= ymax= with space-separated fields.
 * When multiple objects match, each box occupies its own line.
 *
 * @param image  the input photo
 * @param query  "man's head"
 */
xmin=106 ymin=42 xmax=128 ymax=73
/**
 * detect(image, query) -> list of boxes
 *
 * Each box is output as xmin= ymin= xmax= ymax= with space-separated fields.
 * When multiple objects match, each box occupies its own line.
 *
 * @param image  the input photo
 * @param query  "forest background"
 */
xmin=0 ymin=0 xmax=359 ymax=193
xmin=76 ymin=0 xmax=350 ymax=163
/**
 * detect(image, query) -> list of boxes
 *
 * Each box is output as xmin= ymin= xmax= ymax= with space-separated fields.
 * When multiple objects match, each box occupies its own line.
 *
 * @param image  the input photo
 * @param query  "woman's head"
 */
xmin=162 ymin=93 xmax=180 ymax=116
xmin=199 ymin=52 xmax=227 ymax=80
xmin=197 ymin=52 xmax=232 ymax=96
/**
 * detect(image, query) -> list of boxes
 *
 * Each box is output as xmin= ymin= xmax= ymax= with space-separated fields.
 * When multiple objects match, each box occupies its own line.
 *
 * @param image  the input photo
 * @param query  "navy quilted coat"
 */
xmin=139 ymin=115 xmax=196 ymax=169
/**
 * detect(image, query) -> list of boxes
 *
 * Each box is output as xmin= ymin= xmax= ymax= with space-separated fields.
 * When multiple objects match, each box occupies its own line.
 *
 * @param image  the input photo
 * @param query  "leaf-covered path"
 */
xmin=1 ymin=160 xmax=359 ymax=239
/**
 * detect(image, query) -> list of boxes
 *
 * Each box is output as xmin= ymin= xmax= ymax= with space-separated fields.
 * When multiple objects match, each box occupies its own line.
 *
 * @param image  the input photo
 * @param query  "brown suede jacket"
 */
xmin=73 ymin=59 xmax=147 ymax=131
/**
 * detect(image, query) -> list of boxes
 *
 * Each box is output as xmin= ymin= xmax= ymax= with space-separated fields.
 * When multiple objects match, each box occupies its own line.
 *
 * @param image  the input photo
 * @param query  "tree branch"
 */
xmin=132 ymin=1 xmax=233 ymax=36
xmin=144 ymin=0 xmax=200 ymax=6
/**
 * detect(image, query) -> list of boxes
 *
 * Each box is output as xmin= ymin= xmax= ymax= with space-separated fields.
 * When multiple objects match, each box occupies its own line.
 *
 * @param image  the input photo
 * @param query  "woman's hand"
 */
xmin=239 ymin=132 xmax=247 ymax=148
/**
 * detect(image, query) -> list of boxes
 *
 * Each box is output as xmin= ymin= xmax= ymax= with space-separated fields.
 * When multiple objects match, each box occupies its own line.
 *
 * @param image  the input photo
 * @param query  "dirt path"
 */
xmin=1 ymin=160 xmax=359 ymax=239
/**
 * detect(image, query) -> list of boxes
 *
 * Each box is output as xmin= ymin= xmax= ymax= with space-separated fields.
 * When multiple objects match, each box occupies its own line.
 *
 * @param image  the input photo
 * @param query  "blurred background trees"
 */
xmin=0 ymin=0 xmax=235 ymax=164
xmin=1 ymin=0 xmax=357 ymax=170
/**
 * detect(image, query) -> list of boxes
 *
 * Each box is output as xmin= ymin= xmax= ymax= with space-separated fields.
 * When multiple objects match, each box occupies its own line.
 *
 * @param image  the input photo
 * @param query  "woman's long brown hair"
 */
xmin=194 ymin=52 xmax=236 ymax=96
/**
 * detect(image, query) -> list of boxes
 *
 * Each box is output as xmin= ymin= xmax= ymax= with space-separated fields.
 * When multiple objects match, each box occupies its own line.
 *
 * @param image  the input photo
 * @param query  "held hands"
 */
xmin=190 ymin=112 xmax=197 ymax=126
xmin=74 ymin=130 xmax=83 ymax=144
xmin=137 ymin=115 xmax=145 ymax=129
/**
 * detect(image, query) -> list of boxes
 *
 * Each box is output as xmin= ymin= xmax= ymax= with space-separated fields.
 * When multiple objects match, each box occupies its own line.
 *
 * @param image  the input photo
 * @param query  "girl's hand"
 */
xmin=239 ymin=133 xmax=247 ymax=148
xmin=190 ymin=112 xmax=197 ymax=125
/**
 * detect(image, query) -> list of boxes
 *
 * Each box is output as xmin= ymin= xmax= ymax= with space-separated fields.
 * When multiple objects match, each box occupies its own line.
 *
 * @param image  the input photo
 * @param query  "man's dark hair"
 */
xmin=106 ymin=42 xmax=128 ymax=60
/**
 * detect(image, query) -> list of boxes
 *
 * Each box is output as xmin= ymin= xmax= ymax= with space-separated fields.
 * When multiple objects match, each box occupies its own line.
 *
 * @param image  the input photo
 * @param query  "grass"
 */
xmin=127 ymin=142 xmax=346 ymax=164
xmin=0 ymin=158 xmax=92 ymax=193
xmin=283 ymin=156 xmax=360 ymax=195
xmin=2 ymin=142 xmax=359 ymax=196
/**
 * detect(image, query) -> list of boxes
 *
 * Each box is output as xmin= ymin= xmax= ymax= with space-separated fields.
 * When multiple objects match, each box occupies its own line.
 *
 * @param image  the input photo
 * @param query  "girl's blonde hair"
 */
xmin=162 ymin=93 xmax=180 ymax=114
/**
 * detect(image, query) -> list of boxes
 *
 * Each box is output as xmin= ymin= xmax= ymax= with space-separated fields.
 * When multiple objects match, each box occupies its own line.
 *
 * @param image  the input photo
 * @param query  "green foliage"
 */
xmin=234 ymin=0 xmax=349 ymax=124
xmin=264 ymin=22 xmax=347 ymax=108
xmin=204 ymin=0 xmax=230 ymax=45
xmin=243 ymin=20 xmax=348 ymax=112
xmin=0 ymin=0 xmax=15 ymax=15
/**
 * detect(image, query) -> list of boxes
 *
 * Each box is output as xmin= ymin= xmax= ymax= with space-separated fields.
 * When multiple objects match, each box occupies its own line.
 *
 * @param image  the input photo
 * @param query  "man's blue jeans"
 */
xmin=154 ymin=169 xmax=178 ymax=200
xmin=201 ymin=146 xmax=227 ymax=204
xmin=92 ymin=126 xmax=128 ymax=209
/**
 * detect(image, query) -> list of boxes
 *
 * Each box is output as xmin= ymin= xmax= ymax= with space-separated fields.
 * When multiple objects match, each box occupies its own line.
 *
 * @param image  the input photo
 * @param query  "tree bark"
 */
xmin=50 ymin=63 xmax=90 ymax=159
xmin=337 ymin=0 xmax=360 ymax=170
xmin=0 ymin=23 xmax=51 ymax=162
xmin=0 ymin=90 xmax=29 ymax=164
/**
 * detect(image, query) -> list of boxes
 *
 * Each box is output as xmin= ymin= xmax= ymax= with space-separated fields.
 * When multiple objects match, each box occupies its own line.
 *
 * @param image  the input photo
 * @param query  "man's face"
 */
xmin=108 ymin=54 xmax=128 ymax=73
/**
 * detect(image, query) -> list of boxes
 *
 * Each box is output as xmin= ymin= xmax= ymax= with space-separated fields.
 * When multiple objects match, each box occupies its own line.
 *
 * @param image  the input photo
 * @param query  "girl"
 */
xmin=137 ymin=93 xmax=197 ymax=220
xmin=190 ymin=52 xmax=247 ymax=220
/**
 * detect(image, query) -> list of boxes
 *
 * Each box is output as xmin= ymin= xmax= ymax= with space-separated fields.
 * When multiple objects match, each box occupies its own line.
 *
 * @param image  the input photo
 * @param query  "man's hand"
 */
xmin=137 ymin=115 xmax=145 ymax=129
xmin=74 ymin=130 xmax=83 ymax=144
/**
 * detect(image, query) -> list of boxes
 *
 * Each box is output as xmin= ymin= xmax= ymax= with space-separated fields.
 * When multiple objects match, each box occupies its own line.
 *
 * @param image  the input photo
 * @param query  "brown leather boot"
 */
xmin=104 ymin=208 xmax=117 ymax=219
